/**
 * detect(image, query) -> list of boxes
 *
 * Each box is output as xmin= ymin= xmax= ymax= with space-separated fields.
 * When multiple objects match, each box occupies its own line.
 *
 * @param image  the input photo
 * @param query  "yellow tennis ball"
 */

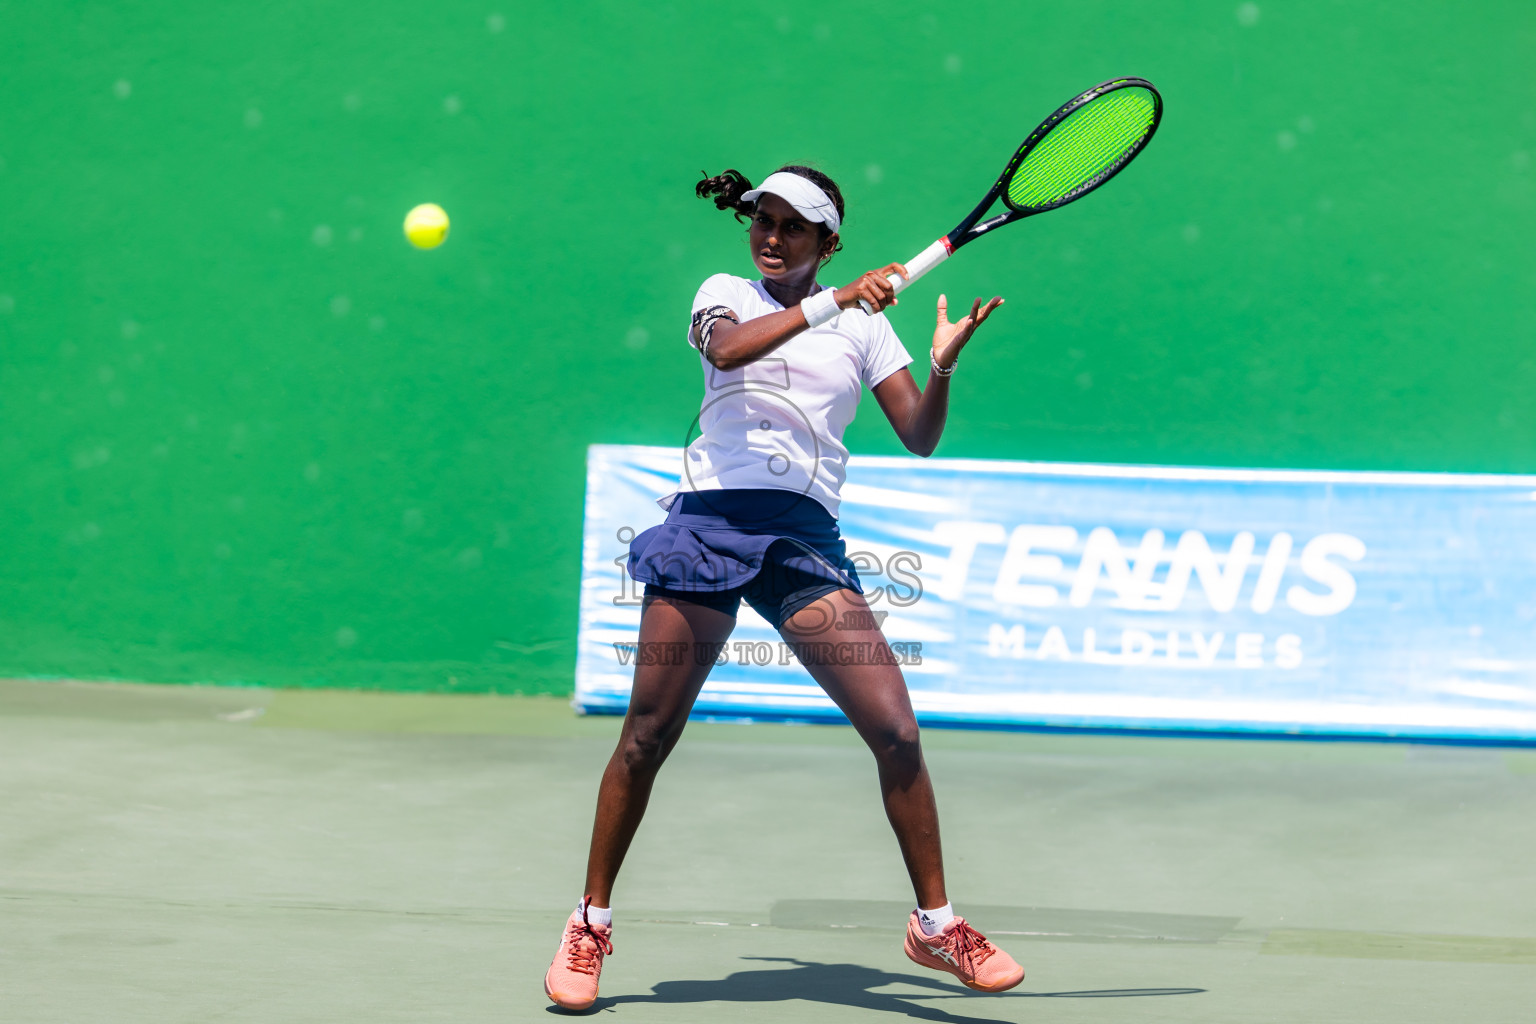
xmin=404 ymin=203 xmax=449 ymax=250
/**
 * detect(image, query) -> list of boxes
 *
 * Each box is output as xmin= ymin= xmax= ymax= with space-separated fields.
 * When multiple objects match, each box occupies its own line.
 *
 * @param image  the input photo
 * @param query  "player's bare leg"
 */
xmin=583 ymin=594 xmax=735 ymax=906
xmin=547 ymin=594 xmax=734 ymax=1011
xmin=777 ymin=588 xmax=945 ymax=908
xmin=779 ymin=587 xmax=1024 ymax=992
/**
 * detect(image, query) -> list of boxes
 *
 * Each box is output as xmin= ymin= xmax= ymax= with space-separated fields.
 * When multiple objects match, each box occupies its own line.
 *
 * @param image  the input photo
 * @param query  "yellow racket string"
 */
xmin=1012 ymin=91 xmax=1153 ymax=204
xmin=1014 ymin=92 xmax=1153 ymax=205
xmin=1007 ymin=88 xmax=1157 ymax=209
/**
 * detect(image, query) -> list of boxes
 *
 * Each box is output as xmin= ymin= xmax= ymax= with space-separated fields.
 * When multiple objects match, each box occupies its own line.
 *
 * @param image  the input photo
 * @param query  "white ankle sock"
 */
xmin=582 ymin=900 xmax=613 ymax=928
xmin=917 ymin=903 xmax=954 ymax=936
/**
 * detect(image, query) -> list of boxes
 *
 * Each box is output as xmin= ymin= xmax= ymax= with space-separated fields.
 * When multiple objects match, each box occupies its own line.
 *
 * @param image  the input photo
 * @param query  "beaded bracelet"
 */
xmin=931 ymin=351 xmax=957 ymax=377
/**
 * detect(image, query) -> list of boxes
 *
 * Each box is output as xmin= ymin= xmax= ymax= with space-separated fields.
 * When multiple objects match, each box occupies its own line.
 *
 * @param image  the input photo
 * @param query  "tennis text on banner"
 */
xmin=932 ymin=523 xmax=1366 ymax=615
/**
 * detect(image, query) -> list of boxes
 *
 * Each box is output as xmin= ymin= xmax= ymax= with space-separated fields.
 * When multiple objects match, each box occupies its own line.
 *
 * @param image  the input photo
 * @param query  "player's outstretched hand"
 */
xmin=932 ymin=294 xmax=1003 ymax=371
xmin=836 ymin=264 xmax=910 ymax=314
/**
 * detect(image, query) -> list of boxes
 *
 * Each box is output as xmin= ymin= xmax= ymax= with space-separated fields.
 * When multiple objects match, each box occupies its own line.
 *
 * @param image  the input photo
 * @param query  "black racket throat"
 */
xmin=947 ymin=202 xmax=1023 ymax=251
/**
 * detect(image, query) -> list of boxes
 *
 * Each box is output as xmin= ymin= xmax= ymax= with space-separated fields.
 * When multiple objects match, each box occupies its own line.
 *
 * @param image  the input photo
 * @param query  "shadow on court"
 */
xmin=559 ymin=956 xmax=1204 ymax=1019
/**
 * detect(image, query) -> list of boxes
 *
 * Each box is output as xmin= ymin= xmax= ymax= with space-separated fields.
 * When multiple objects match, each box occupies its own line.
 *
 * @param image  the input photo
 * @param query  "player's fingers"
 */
xmin=935 ymin=294 xmax=949 ymax=326
xmin=955 ymin=297 xmax=982 ymax=335
xmin=974 ymin=296 xmax=1004 ymax=326
xmin=879 ymin=263 xmax=911 ymax=282
xmin=861 ymin=279 xmax=891 ymax=312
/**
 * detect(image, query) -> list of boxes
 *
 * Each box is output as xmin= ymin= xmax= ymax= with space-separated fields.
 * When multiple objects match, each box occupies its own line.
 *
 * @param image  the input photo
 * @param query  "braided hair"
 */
xmin=695 ymin=165 xmax=846 ymax=263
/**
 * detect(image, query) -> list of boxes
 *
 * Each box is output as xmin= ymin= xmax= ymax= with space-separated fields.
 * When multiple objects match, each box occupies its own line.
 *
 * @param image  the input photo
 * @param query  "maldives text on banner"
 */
xmin=576 ymin=444 xmax=1536 ymax=742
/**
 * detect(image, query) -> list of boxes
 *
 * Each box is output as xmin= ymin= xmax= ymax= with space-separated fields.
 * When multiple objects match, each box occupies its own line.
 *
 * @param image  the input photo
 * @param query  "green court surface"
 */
xmin=4 ymin=679 xmax=1534 ymax=1023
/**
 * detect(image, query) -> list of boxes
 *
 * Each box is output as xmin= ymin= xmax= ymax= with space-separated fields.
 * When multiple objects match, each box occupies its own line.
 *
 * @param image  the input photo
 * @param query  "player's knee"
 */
xmin=619 ymin=721 xmax=672 ymax=775
xmin=871 ymin=721 xmax=923 ymax=775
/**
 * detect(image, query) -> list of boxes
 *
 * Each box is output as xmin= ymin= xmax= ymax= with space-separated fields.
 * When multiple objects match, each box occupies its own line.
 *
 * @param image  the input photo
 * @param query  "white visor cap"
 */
xmin=740 ymin=172 xmax=841 ymax=236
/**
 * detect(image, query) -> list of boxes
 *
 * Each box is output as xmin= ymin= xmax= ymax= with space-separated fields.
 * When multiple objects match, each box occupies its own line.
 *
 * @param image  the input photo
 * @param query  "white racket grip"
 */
xmin=858 ymin=237 xmax=953 ymax=315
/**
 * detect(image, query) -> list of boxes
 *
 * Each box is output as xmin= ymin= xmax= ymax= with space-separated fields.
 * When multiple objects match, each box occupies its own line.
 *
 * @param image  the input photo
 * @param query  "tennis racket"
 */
xmin=859 ymin=77 xmax=1163 ymax=315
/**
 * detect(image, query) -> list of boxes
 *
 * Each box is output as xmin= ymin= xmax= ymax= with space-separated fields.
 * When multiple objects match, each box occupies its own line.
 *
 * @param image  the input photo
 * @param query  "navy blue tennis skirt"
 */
xmin=627 ymin=489 xmax=863 ymax=629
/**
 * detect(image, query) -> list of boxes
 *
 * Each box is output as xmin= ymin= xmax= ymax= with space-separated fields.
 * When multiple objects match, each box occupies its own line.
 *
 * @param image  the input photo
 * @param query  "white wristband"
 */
xmin=800 ymin=287 xmax=841 ymax=328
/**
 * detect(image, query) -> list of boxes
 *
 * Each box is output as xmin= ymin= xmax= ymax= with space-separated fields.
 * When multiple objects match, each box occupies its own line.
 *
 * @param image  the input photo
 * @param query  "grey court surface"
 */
xmin=3 ymin=678 xmax=1534 ymax=1023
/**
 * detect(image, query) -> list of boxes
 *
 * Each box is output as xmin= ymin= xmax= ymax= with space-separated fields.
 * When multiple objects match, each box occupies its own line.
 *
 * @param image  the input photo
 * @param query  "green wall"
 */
xmin=3 ymin=2 xmax=1532 ymax=694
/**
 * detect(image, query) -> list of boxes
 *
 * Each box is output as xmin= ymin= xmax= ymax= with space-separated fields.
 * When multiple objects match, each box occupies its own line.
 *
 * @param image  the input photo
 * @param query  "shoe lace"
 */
xmin=563 ymin=906 xmax=614 ymax=976
xmin=949 ymin=920 xmax=998 ymax=968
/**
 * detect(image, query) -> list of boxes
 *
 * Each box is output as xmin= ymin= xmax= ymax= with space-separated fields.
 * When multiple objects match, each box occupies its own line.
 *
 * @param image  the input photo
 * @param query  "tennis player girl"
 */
xmin=545 ymin=166 xmax=1022 ymax=1010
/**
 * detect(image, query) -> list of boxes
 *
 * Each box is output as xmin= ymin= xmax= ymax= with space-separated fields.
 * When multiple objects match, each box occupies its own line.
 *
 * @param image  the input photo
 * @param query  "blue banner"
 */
xmin=576 ymin=445 xmax=1536 ymax=742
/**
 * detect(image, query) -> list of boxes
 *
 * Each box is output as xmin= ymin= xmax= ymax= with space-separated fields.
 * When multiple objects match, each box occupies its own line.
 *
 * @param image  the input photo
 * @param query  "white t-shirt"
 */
xmin=667 ymin=273 xmax=913 ymax=519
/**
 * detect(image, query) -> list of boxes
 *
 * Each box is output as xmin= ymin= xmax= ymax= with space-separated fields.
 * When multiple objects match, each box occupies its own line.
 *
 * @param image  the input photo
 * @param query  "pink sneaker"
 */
xmin=904 ymin=911 xmax=1025 ymax=992
xmin=544 ymin=899 xmax=613 ymax=1011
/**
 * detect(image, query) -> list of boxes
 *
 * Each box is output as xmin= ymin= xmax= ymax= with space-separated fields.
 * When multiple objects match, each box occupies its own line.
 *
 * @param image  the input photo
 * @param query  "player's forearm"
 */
xmin=903 ymin=372 xmax=951 ymax=457
xmin=704 ymin=310 xmax=809 ymax=371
